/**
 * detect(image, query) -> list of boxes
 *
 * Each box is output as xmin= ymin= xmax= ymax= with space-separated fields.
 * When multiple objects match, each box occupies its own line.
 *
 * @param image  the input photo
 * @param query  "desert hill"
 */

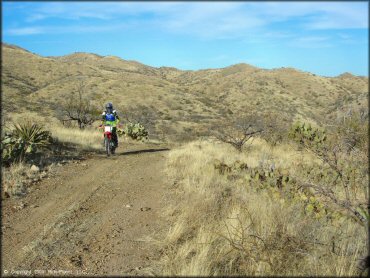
xmin=2 ymin=43 xmax=368 ymax=141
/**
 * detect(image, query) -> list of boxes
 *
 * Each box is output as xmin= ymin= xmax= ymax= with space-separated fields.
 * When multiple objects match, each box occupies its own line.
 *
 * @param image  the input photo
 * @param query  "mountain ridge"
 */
xmin=2 ymin=42 xmax=365 ymax=78
xmin=2 ymin=43 xmax=368 ymax=142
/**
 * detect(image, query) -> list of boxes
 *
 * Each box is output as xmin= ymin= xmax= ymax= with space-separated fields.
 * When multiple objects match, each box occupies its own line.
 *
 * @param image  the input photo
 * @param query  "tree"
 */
xmin=59 ymin=80 xmax=99 ymax=129
xmin=214 ymin=113 xmax=263 ymax=152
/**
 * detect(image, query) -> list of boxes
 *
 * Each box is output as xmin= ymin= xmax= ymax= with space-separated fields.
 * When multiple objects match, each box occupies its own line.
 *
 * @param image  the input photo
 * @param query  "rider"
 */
xmin=101 ymin=102 xmax=120 ymax=147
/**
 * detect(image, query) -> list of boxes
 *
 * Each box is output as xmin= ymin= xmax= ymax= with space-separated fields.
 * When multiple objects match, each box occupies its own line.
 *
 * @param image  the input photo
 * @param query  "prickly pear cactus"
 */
xmin=118 ymin=123 xmax=148 ymax=141
xmin=289 ymin=121 xmax=326 ymax=146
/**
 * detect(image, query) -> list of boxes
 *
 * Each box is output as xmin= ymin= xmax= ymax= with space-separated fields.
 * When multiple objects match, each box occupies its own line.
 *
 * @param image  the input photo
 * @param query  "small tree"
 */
xmin=214 ymin=113 xmax=263 ymax=152
xmin=59 ymin=80 xmax=99 ymax=129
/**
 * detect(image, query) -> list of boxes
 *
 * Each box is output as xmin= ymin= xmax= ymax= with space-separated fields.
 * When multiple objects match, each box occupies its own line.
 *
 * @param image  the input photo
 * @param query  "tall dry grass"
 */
xmin=50 ymin=125 xmax=103 ymax=150
xmin=159 ymin=139 xmax=367 ymax=276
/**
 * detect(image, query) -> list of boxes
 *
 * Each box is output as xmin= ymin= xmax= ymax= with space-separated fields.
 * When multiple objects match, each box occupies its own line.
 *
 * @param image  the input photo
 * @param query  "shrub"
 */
xmin=288 ymin=121 xmax=368 ymax=225
xmin=1 ymin=122 xmax=52 ymax=164
xmin=213 ymin=113 xmax=264 ymax=152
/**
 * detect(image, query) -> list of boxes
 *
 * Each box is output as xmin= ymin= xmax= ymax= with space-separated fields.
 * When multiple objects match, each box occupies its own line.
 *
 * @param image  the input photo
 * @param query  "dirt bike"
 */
xmin=100 ymin=125 xmax=116 ymax=156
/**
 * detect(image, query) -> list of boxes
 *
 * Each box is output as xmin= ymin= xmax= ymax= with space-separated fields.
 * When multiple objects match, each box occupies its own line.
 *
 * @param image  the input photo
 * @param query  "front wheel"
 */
xmin=104 ymin=137 xmax=111 ymax=156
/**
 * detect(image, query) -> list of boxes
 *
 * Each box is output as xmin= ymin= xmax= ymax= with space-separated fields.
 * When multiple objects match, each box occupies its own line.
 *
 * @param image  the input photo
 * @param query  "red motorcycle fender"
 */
xmin=104 ymin=131 xmax=112 ymax=139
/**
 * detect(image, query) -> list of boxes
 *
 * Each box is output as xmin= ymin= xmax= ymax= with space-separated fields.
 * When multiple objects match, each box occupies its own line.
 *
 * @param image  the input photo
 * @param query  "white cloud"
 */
xmin=4 ymin=1 xmax=368 ymax=38
xmin=6 ymin=27 xmax=45 ymax=36
xmin=289 ymin=36 xmax=333 ymax=48
xmin=162 ymin=4 xmax=264 ymax=39
xmin=5 ymin=24 xmax=130 ymax=36
xmin=254 ymin=2 xmax=368 ymax=29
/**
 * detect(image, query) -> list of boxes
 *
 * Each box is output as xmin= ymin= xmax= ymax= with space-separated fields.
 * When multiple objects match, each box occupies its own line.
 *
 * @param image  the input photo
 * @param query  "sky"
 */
xmin=2 ymin=1 xmax=369 ymax=77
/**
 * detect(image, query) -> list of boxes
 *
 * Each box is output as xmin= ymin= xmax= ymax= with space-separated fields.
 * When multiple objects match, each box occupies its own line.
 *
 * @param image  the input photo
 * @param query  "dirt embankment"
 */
xmin=2 ymin=143 xmax=171 ymax=276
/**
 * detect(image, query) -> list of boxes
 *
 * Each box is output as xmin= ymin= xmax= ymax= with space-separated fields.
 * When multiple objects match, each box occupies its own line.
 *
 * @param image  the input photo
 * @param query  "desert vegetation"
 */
xmin=158 ymin=113 xmax=368 ymax=276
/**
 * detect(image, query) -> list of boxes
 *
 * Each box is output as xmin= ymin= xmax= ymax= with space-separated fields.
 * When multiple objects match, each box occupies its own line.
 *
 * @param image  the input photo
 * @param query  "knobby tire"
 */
xmin=105 ymin=137 xmax=111 ymax=156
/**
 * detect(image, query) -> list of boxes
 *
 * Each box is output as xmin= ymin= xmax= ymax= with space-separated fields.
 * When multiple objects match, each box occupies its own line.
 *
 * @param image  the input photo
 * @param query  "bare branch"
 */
xmin=58 ymin=79 xmax=99 ymax=129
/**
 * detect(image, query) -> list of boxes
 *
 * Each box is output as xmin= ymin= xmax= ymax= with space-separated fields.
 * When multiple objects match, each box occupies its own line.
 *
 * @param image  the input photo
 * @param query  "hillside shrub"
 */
xmin=288 ymin=120 xmax=368 ymax=225
xmin=214 ymin=114 xmax=264 ymax=152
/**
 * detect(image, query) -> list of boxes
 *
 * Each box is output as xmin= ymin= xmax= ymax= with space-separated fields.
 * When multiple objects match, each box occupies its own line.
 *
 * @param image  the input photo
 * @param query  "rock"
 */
xmin=13 ymin=202 xmax=26 ymax=210
xmin=140 ymin=207 xmax=151 ymax=211
xmin=70 ymin=255 xmax=83 ymax=267
xmin=30 ymin=165 xmax=40 ymax=172
xmin=125 ymin=204 xmax=133 ymax=208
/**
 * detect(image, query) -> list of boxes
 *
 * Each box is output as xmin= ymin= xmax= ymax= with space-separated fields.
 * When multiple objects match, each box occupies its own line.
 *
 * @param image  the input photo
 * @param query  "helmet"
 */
xmin=105 ymin=102 xmax=113 ymax=113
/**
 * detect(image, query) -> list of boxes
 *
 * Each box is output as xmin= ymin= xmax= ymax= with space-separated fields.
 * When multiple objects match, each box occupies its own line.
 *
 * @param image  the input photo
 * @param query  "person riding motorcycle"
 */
xmin=100 ymin=103 xmax=120 ymax=147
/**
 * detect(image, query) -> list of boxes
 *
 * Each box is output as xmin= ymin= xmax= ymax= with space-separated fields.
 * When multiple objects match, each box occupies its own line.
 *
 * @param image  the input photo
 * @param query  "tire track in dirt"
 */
xmin=2 ymin=144 xmax=171 ymax=276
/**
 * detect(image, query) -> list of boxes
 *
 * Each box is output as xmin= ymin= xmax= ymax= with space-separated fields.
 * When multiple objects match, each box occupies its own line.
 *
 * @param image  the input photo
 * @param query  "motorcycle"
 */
xmin=100 ymin=125 xmax=116 ymax=156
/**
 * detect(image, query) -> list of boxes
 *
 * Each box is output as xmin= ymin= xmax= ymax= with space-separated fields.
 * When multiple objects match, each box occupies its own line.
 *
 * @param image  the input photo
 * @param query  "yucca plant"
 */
xmin=1 ymin=122 xmax=52 ymax=163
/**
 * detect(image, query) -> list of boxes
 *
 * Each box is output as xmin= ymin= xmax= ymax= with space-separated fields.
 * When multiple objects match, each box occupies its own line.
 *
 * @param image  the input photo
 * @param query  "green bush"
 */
xmin=1 ymin=122 xmax=52 ymax=164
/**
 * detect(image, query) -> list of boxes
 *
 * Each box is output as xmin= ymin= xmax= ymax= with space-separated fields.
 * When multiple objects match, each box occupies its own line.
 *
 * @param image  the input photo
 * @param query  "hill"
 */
xmin=2 ymin=43 xmax=368 ymax=141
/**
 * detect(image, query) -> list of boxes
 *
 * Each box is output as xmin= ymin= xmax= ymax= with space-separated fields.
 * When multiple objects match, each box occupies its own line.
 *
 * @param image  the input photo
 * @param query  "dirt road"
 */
xmin=2 ymin=143 xmax=171 ymax=276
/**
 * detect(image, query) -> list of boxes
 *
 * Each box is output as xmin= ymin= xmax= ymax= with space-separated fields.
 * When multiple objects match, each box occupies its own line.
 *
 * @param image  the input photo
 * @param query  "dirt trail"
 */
xmin=2 ymin=143 xmax=171 ymax=276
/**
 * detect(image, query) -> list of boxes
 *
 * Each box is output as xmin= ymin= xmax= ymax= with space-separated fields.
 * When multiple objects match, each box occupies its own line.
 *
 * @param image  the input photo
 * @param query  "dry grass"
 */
xmin=2 ymin=162 xmax=30 ymax=196
xmin=159 ymin=139 xmax=367 ymax=276
xmin=50 ymin=125 xmax=103 ymax=150
xmin=1 ymin=162 xmax=50 ymax=197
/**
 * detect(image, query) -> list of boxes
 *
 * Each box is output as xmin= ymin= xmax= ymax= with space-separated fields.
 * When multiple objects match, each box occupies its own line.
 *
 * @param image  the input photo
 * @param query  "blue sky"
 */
xmin=2 ymin=1 xmax=369 ymax=76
